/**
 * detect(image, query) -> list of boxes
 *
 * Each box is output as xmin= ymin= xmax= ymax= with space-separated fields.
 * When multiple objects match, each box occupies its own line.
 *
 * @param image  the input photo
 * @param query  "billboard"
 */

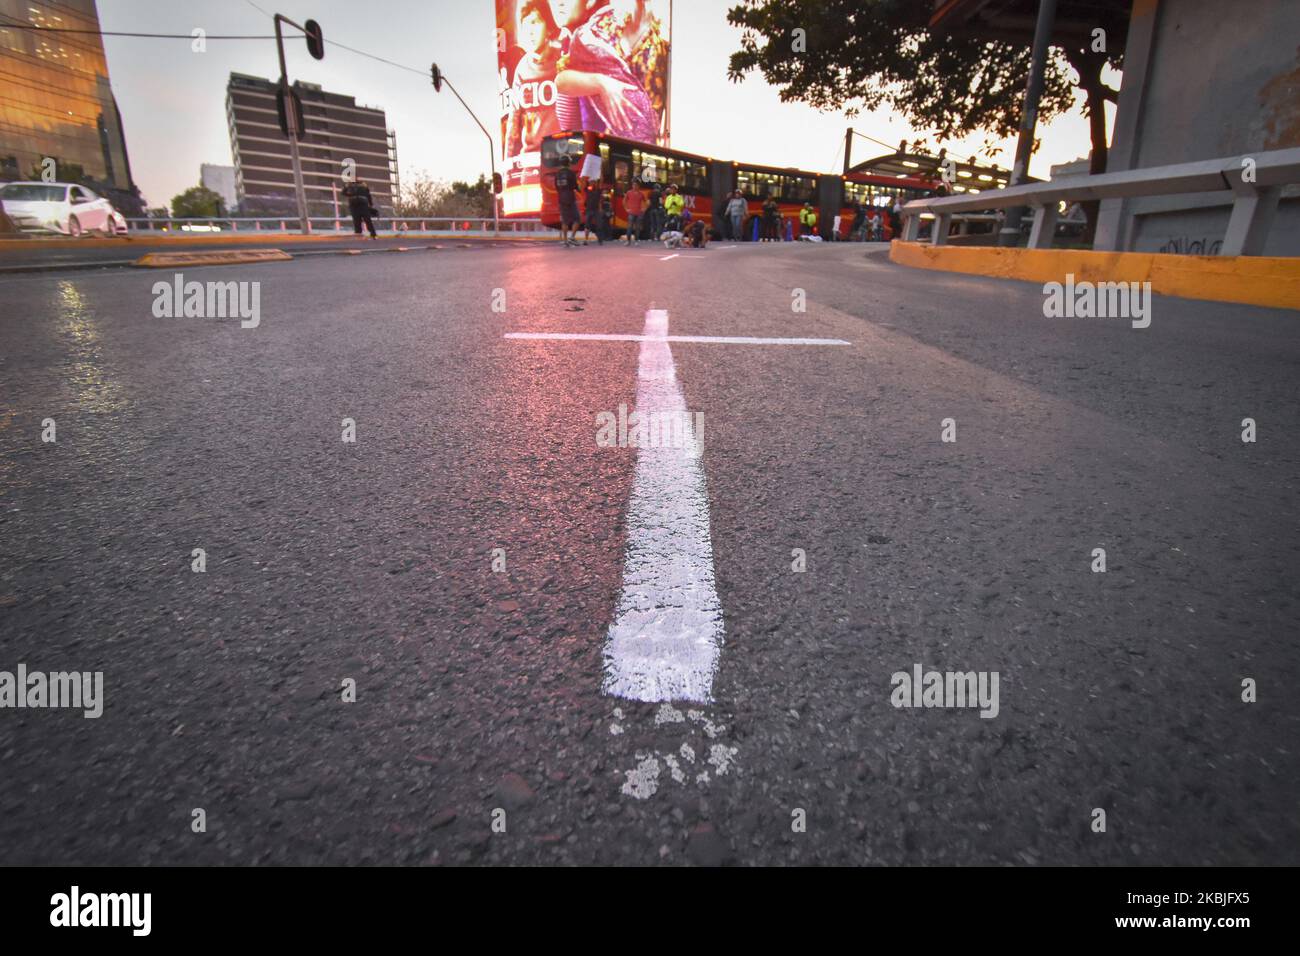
xmin=496 ymin=0 xmax=671 ymax=215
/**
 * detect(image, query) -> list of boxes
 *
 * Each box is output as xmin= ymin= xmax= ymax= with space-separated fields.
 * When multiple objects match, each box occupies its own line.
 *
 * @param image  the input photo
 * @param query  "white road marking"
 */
xmin=602 ymin=309 xmax=723 ymax=703
xmin=505 ymin=332 xmax=851 ymax=347
xmin=660 ymin=253 xmax=679 ymax=260
xmin=504 ymin=314 xmax=849 ymax=703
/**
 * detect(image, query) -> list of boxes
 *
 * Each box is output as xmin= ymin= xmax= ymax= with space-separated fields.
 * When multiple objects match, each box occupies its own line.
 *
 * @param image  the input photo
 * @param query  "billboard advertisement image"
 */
xmin=496 ymin=0 xmax=671 ymax=215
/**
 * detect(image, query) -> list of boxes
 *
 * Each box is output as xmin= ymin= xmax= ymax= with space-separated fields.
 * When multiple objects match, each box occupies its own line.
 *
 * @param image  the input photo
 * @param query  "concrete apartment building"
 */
xmin=225 ymin=72 xmax=399 ymax=217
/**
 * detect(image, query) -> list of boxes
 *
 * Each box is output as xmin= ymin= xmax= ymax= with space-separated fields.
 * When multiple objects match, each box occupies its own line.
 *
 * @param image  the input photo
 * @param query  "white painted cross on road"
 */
xmin=505 ymin=310 xmax=850 ymax=704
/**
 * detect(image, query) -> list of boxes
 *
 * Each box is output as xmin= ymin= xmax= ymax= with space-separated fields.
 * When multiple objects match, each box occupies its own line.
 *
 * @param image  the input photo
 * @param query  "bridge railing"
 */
xmin=900 ymin=147 xmax=1300 ymax=256
xmin=124 ymin=217 xmax=547 ymax=237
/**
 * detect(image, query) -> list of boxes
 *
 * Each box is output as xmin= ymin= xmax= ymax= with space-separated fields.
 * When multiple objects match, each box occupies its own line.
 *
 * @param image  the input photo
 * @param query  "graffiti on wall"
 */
xmin=1157 ymin=236 xmax=1223 ymax=255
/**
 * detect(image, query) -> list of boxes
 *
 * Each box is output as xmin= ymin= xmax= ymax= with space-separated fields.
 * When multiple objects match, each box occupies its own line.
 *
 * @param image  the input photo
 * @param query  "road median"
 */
xmin=133 ymin=249 xmax=293 ymax=268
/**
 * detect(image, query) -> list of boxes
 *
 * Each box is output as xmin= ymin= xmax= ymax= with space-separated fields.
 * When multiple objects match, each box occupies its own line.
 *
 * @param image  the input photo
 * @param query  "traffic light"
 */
xmin=430 ymin=63 xmax=443 ymax=93
xmin=492 ymin=172 xmax=503 ymax=195
xmin=304 ymin=19 xmax=324 ymax=59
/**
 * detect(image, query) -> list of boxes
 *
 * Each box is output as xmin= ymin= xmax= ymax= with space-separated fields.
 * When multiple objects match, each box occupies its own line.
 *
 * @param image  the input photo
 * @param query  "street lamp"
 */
xmin=430 ymin=62 xmax=499 ymax=236
xmin=272 ymin=14 xmax=324 ymax=234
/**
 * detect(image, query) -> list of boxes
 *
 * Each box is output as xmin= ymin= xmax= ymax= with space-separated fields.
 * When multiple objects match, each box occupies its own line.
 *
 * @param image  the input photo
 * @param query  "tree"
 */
xmin=447 ymin=175 xmax=494 ymax=218
xmin=170 ymin=185 xmax=224 ymax=219
xmin=394 ymin=172 xmax=492 ymax=219
xmin=726 ymin=0 xmax=1124 ymax=239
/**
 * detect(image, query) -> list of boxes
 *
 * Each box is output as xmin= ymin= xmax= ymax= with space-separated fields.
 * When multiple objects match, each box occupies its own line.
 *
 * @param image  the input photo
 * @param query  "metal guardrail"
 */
xmin=123 ymin=216 xmax=547 ymax=236
xmin=900 ymin=147 xmax=1300 ymax=256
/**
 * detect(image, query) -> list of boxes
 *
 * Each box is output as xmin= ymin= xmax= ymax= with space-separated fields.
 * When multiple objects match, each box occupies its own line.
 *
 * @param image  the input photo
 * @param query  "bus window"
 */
xmin=738 ymin=168 xmax=782 ymax=200
xmin=686 ymin=160 xmax=707 ymax=192
xmin=664 ymin=156 xmax=684 ymax=189
xmin=785 ymin=175 xmax=816 ymax=203
xmin=844 ymin=181 xmax=871 ymax=205
xmin=612 ymin=158 xmax=631 ymax=187
xmin=633 ymin=148 xmax=663 ymax=185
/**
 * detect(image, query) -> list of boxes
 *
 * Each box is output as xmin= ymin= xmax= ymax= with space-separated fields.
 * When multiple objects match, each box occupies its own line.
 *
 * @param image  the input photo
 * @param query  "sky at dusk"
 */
xmin=97 ymin=0 xmax=1114 ymax=210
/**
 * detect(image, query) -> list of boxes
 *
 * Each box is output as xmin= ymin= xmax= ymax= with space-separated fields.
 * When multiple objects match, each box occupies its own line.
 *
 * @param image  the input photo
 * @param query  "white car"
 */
xmin=0 ymin=181 xmax=129 ymax=237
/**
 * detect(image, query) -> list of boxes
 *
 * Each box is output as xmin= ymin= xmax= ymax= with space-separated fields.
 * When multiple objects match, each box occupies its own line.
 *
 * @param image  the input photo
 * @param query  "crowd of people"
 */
xmin=842 ymin=198 xmax=904 ymax=241
xmin=551 ymin=159 xmax=910 ymax=249
xmin=552 ymin=157 xmax=708 ymax=248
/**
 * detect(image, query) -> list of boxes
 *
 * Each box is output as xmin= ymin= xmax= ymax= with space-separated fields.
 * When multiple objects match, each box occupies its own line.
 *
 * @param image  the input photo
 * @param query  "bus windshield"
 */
xmin=541 ymin=136 xmax=584 ymax=167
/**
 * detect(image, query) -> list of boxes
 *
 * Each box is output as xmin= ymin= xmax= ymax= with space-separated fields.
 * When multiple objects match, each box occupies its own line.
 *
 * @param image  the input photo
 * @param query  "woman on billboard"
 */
xmin=555 ymin=0 xmax=668 ymax=145
xmin=548 ymin=0 xmax=605 ymax=132
xmin=505 ymin=0 xmax=562 ymax=159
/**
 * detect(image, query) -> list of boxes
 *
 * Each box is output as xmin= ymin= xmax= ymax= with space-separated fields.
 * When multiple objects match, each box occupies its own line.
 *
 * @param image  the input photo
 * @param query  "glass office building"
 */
xmin=0 ymin=0 xmax=141 ymax=212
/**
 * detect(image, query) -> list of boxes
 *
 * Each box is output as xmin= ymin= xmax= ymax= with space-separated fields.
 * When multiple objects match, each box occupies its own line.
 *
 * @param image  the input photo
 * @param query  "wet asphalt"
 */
xmin=1 ymin=240 xmax=1297 ymax=865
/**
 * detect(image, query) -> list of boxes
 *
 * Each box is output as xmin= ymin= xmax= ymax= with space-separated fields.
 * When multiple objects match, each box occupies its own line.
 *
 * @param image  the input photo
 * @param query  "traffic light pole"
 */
xmin=273 ymin=15 xmax=313 ymax=234
xmin=438 ymin=72 xmax=499 ymax=236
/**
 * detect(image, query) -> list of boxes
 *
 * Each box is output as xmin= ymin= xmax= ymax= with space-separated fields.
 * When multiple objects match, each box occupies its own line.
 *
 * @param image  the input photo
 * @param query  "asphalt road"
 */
xmin=1 ymin=240 xmax=1297 ymax=865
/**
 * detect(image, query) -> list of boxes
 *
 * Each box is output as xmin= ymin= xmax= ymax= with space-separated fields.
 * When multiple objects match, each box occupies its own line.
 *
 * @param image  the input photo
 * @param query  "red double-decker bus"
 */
xmin=530 ymin=131 xmax=944 ymax=240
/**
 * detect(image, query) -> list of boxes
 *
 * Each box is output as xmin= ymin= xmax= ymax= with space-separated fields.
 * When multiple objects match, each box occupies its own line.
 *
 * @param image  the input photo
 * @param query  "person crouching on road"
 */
xmin=623 ymin=179 xmax=646 ymax=244
xmin=343 ymin=178 xmax=378 ymax=239
xmin=684 ymin=218 xmax=708 ymax=249
xmin=553 ymin=155 xmax=581 ymax=247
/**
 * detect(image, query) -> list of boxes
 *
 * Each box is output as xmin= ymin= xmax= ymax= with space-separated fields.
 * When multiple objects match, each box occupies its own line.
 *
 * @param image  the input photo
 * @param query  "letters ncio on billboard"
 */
xmin=496 ymin=0 xmax=671 ymax=215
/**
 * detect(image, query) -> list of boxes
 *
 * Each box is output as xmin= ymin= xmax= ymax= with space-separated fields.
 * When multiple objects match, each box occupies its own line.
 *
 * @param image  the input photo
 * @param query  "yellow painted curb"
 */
xmin=134 ymin=249 xmax=293 ymax=268
xmin=888 ymin=241 xmax=1300 ymax=311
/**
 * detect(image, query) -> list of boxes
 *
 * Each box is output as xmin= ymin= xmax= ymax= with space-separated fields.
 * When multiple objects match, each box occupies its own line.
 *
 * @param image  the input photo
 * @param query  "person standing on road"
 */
xmin=663 ymin=183 xmax=684 ymax=232
xmin=343 ymin=179 xmax=378 ymax=239
xmin=848 ymin=198 xmax=863 ymax=241
xmin=600 ymin=189 xmax=614 ymax=243
xmin=761 ymin=195 xmax=779 ymax=242
xmin=725 ymin=190 xmax=746 ymax=242
xmin=623 ymin=179 xmax=646 ymax=244
xmin=582 ymin=177 xmax=604 ymax=244
xmin=554 ymin=155 xmax=581 ymax=246
xmin=646 ymin=184 xmax=664 ymax=240
xmin=799 ymin=201 xmax=818 ymax=239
